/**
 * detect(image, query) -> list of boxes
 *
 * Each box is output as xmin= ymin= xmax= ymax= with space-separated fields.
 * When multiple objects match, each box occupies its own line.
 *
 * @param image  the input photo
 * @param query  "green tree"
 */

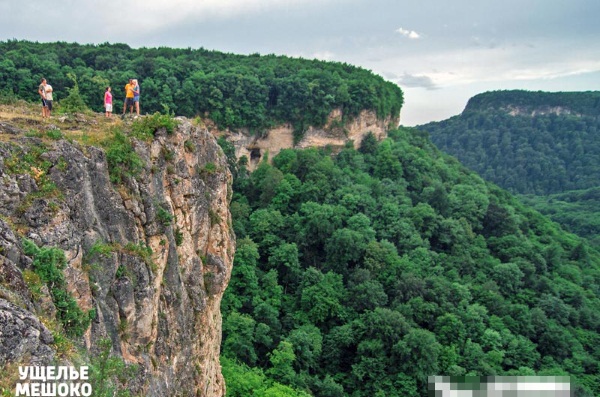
xmin=266 ymin=341 xmax=297 ymax=386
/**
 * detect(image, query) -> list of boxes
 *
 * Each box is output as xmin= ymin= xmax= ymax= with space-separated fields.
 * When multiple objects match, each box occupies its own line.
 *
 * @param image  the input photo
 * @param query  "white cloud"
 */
xmin=310 ymin=51 xmax=336 ymax=61
xmin=396 ymin=27 xmax=421 ymax=39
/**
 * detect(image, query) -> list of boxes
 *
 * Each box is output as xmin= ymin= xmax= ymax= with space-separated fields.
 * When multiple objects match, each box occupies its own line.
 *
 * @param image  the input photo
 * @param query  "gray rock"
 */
xmin=0 ymin=298 xmax=55 ymax=366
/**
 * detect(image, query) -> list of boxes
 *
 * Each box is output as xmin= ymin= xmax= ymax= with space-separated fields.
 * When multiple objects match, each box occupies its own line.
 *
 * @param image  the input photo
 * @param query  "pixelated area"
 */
xmin=428 ymin=376 xmax=572 ymax=397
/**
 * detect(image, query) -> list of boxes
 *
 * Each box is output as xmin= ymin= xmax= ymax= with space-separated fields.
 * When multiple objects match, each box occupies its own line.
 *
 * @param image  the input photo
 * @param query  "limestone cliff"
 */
xmin=221 ymin=109 xmax=395 ymax=170
xmin=0 ymin=116 xmax=234 ymax=396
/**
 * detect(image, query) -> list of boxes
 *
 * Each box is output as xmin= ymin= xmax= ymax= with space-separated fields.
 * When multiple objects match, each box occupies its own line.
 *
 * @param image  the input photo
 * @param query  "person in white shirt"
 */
xmin=45 ymin=83 xmax=53 ymax=116
xmin=38 ymin=78 xmax=49 ymax=118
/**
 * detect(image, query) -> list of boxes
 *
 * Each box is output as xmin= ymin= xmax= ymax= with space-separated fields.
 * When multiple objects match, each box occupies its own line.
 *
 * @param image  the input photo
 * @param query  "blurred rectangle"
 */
xmin=428 ymin=376 xmax=571 ymax=396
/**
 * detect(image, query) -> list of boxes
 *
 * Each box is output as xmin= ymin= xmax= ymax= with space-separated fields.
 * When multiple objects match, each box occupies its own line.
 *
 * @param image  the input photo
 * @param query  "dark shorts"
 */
xmin=41 ymin=98 xmax=47 ymax=107
xmin=125 ymin=97 xmax=134 ymax=107
xmin=46 ymin=100 xmax=53 ymax=111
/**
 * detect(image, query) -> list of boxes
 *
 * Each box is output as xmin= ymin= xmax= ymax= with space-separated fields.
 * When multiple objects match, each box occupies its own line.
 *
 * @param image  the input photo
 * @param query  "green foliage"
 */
xmin=424 ymin=90 xmax=600 ymax=195
xmin=122 ymin=242 xmax=154 ymax=271
xmin=464 ymin=90 xmax=600 ymax=116
xmin=521 ymin=187 xmax=600 ymax=249
xmin=22 ymin=239 xmax=91 ymax=337
xmin=422 ymin=89 xmax=600 ymax=252
xmin=88 ymin=338 xmax=136 ymax=397
xmin=46 ymin=128 xmax=64 ymax=140
xmin=217 ymin=135 xmax=238 ymax=176
xmin=103 ymin=128 xmax=144 ymax=184
xmin=221 ymin=126 xmax=600 ymax=396
xmin=131 ymin=112 xmax=179 ymax=140
xmin=57 ymin=73 xmax=90 ymax=114
xmin=199 ymin=162 xmax=218 ymax=177
xmin=221 ymin=356 xmax=311 ymax=397
xmin=174 ymin=228 xmax=184 ymax=246
xmin=90 ymin=241 xmax=116 ymax=258
xmin=184 ymin=139 xmax=196 ymax=153
xmin=0 ymin=40 xmax=402 ymax=133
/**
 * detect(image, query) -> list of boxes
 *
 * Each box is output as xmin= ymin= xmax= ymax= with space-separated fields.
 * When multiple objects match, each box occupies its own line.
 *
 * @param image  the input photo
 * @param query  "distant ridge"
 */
xmin=464 ymin=90 xmax=600 ymax=117
xmin=421 ymin=90 xmax=600 ymax=196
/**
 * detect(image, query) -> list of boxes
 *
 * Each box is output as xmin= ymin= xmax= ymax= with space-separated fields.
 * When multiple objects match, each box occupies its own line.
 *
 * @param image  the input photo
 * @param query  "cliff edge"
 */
xmin=0 ymin=111 xmax=234 ymax=396
xmin=221 ymin=109 xmax=396 ymax=170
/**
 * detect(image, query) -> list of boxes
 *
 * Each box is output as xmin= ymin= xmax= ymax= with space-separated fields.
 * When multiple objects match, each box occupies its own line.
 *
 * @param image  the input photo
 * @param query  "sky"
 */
xmin=1 ymin=0 xmax=599 ymax=125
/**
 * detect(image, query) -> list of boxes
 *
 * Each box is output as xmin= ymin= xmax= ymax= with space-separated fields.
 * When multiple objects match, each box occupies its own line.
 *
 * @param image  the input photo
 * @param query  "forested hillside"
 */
xmin=219 ymin=128 xmax=600 ymax=396
xmin=420 ymin=90 xmax=600 ymax=248
xmin=464 ymin=90 xmax=600 ymax=118
xmin=0 ymin=40 xmax=403 ymax=133
xmin=520 ymin=188 xmax=600 ymax=248
xmin=421 ymin=91 xmax=600 ymax=196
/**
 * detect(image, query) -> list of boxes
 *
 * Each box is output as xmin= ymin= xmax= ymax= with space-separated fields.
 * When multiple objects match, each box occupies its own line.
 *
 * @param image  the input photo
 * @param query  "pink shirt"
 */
xmin=104 ymin=91 xmax=112 ymax=105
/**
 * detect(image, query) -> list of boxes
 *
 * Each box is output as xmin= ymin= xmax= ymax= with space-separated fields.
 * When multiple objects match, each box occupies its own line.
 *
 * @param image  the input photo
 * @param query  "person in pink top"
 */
xmin=104 ymin=86 xmax=113 ymax=117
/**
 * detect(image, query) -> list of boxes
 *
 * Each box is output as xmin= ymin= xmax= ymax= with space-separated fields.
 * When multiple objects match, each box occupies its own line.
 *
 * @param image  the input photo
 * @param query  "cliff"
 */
xmin=0 ymin=111 xmax=234 ymax=396
xmin=220 ymin=109 xmax=395 ymax=170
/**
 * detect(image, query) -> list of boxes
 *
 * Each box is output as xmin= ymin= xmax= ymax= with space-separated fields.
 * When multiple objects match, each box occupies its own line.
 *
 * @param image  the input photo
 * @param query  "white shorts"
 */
xmin=105 ymin=104 xmax=113 ymax=112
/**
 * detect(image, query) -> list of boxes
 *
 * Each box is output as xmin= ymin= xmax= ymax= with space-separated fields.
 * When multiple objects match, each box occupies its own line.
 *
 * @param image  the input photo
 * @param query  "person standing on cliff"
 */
xmin=38 ymin=78 xmax=49 ymax=118
xmin=104 ymin=86 xmax=113 ymax=117
xmin=122 ymin=78 xmax=134 ymax=116
xmin=44 ymin=82 xmax=53 ymax=117
xmin=132 ymin=79 xmax=140 ymax=116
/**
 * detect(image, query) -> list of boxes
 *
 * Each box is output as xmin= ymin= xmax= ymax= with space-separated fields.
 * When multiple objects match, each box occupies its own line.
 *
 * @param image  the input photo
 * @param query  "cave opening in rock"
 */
xmin=250 ymin=148 xmax=261 ymax=162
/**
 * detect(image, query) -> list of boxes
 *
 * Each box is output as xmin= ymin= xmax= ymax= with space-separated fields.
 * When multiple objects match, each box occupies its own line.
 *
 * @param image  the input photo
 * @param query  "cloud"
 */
xmin=397 ymin=73 xmax=438 ymax=90
xmin=310 ymin=51 xmax=336 ymax=61
xmin=118 ymin=0 xmax=334 ymax=31
xmin=396 ymin=27 xmax=421 ymax=39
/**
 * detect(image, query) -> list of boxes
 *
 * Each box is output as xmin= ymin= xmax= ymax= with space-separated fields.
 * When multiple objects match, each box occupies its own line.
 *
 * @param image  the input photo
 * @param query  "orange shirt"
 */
xmin=125 ymin=83 xmax=134 ymax=98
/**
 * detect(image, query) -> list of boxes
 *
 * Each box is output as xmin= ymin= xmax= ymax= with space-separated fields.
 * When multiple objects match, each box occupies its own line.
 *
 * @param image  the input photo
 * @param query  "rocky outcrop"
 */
xmin=0 ymin=298 xmax=55 ymax=366
xmin=223 ymin=109 xmax=395 ymax=170
xmin=0 ymin=118 xmax=234 ymax=396
xmin=506 ymin=105 xmax=580 ymax=117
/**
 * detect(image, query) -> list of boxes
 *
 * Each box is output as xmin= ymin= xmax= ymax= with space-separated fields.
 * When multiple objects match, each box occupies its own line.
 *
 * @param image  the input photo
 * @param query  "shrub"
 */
xmin=156 ymin=204 xmax=174 ymax=226
xmin=131 ymin=112 xmax=179 ymax=140
xmin=57 ymin=73 xmax=90 ymax=114
xmin=22 ymin=239 xmax=92 ymax=337
xmin=175 ymin=228 xmax=184 ymax=246
xmin=104 ymin=129 xmax=144 ymax=184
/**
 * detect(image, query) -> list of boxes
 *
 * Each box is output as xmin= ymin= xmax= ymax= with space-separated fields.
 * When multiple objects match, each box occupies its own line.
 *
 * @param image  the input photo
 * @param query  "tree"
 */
xmin=222 ymin=311 xmax=258 ymax=365
xmin=394 ymin=329 xmax=441 ymax=382
xmin=286 ymin=324 xmax=323 ymax=372
xmin=492 ymin=262 xmax=525 ymax=296
xmin=299 ymin=268 xmax=346 ymax=326
xmin=266 ymin=341 xmax=297 ymax=386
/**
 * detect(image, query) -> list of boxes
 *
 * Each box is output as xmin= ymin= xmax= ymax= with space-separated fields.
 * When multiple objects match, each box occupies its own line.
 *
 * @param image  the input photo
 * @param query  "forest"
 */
xmin=420 ymin=90 xmax=600 ymax=249
xmin=0 ymin=40 xmax=403 ymax=134
xmin=520 ymin=188 xmax=600 ymax=249
xmin=218 ymin=128 xmax=600 ymax=396
xmin=463 ymin=90 xmax=600 ymax=117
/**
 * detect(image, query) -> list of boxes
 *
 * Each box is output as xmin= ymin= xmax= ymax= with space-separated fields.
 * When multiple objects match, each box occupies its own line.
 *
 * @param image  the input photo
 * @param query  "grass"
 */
xmin=0 ymin=102 xmax=115 ymax=141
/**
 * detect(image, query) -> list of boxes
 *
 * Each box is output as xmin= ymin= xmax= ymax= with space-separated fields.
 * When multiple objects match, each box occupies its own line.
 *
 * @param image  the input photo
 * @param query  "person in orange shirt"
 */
xmin=122 ymin=78 xmax=134 ymax=116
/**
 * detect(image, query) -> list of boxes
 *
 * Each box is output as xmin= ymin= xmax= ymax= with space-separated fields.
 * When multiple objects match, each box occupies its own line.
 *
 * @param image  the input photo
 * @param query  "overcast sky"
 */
xmin=1 ymin=0 xmax=599 ymax=125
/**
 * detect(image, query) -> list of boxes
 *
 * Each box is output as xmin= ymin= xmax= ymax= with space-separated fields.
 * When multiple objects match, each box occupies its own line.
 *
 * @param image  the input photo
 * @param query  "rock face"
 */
xmin=223 ymin=109 xmax=395 ymax=170
xmin=0 ymin=118 xmax=234 ymax=396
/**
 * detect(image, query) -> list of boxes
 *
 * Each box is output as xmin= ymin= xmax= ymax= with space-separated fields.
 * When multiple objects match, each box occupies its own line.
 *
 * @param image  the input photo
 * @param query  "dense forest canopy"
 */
xmin=520 ymin=188 xmax=600 ymax=249
xmin=219 ymin=127 xmax=600 ymax=396
xmin=464 ymin=90 xmax=600 ymax=116
xmin=420 ymin=90 xmax=600 ymax=248
xmin=421 ymin=91 xmax=600 ymax=196
xmin=0 ymin=40 xmax=403 ymax=133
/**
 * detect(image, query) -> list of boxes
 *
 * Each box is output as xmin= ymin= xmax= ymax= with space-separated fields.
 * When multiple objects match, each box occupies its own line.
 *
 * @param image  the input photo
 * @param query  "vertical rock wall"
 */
xmin=0 ymin=118 xmax=234 ymax=396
